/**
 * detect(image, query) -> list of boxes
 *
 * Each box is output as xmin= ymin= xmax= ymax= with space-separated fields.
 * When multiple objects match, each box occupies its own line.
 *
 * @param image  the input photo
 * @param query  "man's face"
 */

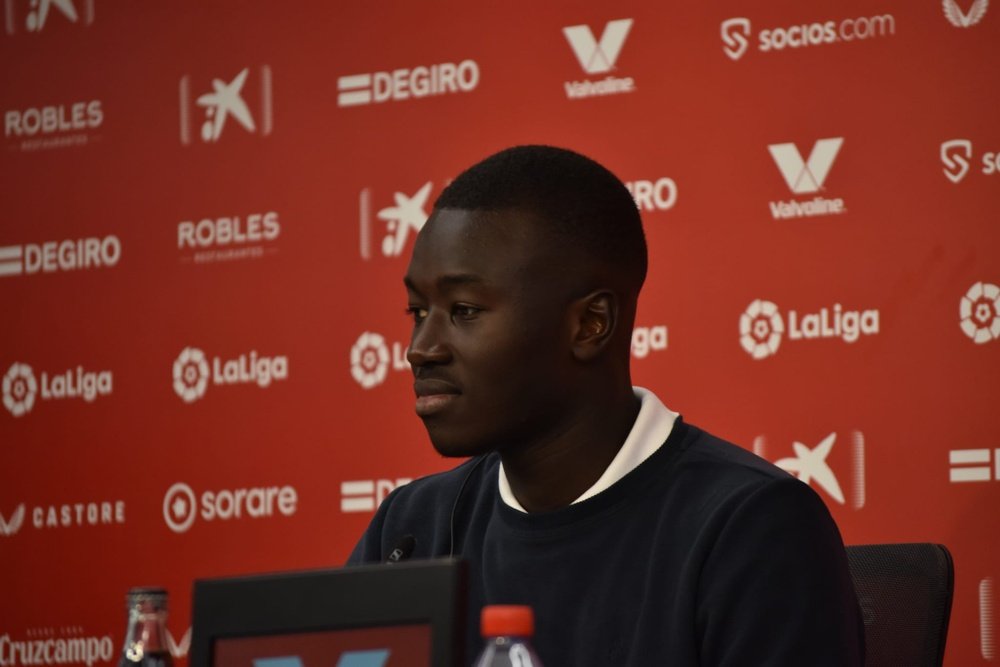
xmin=403 ymin=208 xmax=576 ymax=458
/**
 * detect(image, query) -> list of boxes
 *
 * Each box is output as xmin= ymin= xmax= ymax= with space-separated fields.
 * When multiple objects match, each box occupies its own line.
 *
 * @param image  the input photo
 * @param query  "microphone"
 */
xmin=385 ymin=535 xmax=416 ymax=564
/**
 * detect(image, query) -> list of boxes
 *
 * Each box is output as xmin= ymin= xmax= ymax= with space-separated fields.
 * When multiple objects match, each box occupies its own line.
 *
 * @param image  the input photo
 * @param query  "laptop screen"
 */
xmin=191 ymin=559 xmax=466 ymax=667
xmin=213 ymin=625 xmax=432 ymax=667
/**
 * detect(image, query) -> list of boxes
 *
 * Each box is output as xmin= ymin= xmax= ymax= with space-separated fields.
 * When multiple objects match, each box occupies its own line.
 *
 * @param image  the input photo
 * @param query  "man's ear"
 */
xmin=570 ymin=290 xmax=618 ymax=361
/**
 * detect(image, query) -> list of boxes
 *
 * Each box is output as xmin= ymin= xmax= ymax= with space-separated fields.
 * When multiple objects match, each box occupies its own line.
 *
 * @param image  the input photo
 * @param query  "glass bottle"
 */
xmin=119 ymin=588 xmax=174 ymax=667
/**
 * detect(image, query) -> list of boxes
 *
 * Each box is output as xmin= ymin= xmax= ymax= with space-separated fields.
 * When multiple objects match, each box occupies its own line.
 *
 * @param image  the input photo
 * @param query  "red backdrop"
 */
xmin=1 ymin=1 xmax=998 ymax=664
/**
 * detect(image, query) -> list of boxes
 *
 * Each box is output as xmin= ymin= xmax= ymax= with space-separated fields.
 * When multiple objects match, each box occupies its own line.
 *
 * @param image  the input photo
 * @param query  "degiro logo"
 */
xmin=162 ymin=482 xmax=297 ymax=534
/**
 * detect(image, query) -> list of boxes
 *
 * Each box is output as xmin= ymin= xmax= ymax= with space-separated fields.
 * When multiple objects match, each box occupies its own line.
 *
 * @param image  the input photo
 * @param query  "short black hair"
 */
xmin=434 ymin=145 xmax=647 ymax=292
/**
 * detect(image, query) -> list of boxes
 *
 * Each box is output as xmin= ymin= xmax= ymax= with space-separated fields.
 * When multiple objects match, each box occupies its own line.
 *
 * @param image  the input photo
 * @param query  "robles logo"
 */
xmin=721 ymin=14 xmax=895 ymax=61
xmin=4 ymin=100 xmax=102 ymax=151
xmin=350 ymin=332 xmax=409 ymax=390
xmin=178 ymin=210 xmax=280 ymax=264
xmin=960 ymin=282 xmax=1000 ymax=344
xmin=162 ymin=482 xmax=297 ymax=534
xmin=2 ymin=361 xmax=112 ymax=417
xmin=172 ymin=347 xmax=288 ymax=403
xmin=740 ymin=299 xmax=879 ymax=360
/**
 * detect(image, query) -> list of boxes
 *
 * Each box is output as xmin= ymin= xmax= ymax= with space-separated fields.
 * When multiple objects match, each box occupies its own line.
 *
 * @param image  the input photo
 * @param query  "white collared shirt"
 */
xmin=498 ymin=387 xmax=679 ymax=512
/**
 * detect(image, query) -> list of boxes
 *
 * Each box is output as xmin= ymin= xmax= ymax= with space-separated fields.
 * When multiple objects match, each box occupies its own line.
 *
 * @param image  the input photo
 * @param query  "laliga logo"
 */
xmin=172 ymin=347 xmax=209 ymax=403
xmin=172 ymin=347 xmax=289 ymax=402
xmin=350 ymin=332 xmax=409 ymax=389
xmin=740 ymin=300 xmax=784 ymax=360
xmin=2 ymin=363 xmax=37 ymax=417
xmin=179 ymin=66 xmax=273 ymax=145
xmin=721 ymin=18 xmax=751 ymax=60
xmin=960 ymin=282 xmax=1000 ymax=344
xmin=740 ymin=299 xmax=879 ymax=359
xmin=2 ymin=361 xmax=112 ymax=417
xmin=943 ymin=0 xmax=989 ymax=27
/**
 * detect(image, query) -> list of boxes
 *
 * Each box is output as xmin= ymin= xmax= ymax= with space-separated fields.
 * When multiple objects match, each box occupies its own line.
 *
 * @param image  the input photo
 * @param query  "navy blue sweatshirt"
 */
xmin=348 ymin=419 xmax=864 ymax=666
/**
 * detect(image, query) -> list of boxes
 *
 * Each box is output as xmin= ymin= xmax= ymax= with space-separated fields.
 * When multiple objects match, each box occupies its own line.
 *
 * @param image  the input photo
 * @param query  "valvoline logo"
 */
xmin=254 ymin=651 xmax=390 ymax=667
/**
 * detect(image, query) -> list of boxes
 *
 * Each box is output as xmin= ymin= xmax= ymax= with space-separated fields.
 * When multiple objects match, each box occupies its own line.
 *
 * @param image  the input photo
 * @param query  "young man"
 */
xmin=349 ymin=146 xmax=864 ymax=665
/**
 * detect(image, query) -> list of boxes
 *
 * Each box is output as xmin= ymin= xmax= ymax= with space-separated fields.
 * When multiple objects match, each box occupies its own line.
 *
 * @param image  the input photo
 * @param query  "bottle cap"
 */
xmin=480 ymin=605 xmax=534 ymax=637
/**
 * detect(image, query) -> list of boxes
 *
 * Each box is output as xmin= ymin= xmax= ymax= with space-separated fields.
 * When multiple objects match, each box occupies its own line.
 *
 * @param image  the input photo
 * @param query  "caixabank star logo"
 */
xmin=179 ymin=66 xmax=273 ymax=145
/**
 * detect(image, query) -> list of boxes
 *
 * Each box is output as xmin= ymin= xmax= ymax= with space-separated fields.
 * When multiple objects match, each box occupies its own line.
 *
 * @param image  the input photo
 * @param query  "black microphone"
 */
xmin=385 ymin=535 xmax=416 ymax=564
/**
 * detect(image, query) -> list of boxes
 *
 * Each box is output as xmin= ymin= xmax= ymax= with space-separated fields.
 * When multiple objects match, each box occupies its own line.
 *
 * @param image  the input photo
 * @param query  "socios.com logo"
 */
xmin=740 ymin=300 xmax=784 ymax=359
xmin=351 ymin=332 xmax=390 ymax=389
xmin=960 ymin=282 xmax=1000 ymax=344
xmin=173 ymin=347 xmax=210 ymax=402
xmin=2 ymin=362 xmax=37 ymax=417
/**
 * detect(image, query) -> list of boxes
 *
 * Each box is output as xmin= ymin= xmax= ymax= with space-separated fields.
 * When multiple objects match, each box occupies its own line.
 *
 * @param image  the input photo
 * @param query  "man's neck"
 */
xmin=499 ymin=387 xmax=641 ymax=513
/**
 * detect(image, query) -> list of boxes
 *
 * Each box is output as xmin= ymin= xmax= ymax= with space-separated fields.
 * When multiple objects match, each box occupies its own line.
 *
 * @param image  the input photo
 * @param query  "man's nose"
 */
xmin=406 ymin=314 xmax=452 ymax=367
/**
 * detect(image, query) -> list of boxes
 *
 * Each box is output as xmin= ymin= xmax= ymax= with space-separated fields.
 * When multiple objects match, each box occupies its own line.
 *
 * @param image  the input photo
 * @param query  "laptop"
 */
xmin=190 ymin=559 xmax=467 ymax=667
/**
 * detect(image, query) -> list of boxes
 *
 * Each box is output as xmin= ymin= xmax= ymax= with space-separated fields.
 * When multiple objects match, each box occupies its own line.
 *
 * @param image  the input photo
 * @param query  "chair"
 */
xmin=845 ymin=543 xmax=954 ymax=667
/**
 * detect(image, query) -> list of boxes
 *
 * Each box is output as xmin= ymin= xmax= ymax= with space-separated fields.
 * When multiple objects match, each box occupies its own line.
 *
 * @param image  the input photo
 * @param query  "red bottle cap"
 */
xmin=480 ymin=605 xmax=534 ymax=637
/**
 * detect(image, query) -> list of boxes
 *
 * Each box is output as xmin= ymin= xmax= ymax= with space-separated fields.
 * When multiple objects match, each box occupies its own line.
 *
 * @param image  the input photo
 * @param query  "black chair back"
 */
xmin=845 ymin=543 xmax=954 ymax=667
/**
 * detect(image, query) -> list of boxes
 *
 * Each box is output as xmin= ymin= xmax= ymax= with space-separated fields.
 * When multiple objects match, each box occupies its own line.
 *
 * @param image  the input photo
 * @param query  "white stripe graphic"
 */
xmin=260 ymin=65 xmax=273 ymax=136
xmin=951 ymin=449 xmax=991 ymax=464
xmin=0 ymin=246 xmax=22 ymax=260
xmin=341 ymin=497 xmax=375 ymax=513
xmin=338 ymin=90 xmax=371 ymax=107
xmin=338 ymin=74 xmax=371 ymax=90
xmin=751 ymin=436 xmax=766 ymax=459
xmin=0 ymin=262 xmax=23 ymax=276
xmin=951 ymin=467 xmax=991 ymax=483
xmin=178 ymin=76 xmax=191 ymax=145
xmin=851 ymin=431 xmax=865 ymax=510
xmin=359 ymin=188 xmax=372 ymax=260
xmin=341 ymin=480 xmax=374 ymax=496
xmin=4 ymin=0 xmax=14 ymax=35
xmin=982 ymin=578 xmax=995 ymax=661
xmin=338 ymin=74 xmax=372 ymax=107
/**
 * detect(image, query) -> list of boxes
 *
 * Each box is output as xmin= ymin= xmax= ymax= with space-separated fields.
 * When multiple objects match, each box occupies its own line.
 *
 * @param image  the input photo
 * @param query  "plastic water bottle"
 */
xmin=472 ymin=605 xmax=544 ymax=667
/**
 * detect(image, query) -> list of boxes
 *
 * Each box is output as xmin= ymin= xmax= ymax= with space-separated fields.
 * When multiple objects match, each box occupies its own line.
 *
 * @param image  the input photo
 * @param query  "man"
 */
xmin=349 ymin=146 xmax=864 ymax=665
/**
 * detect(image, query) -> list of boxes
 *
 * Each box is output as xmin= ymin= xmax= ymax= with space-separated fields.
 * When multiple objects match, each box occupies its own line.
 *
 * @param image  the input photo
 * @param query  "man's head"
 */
xmin=404 ymin=145 xmax=647 ymax=457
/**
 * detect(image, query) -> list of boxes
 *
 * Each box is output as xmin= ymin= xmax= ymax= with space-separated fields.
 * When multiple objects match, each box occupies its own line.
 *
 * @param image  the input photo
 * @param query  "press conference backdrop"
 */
xmin=0 ymin=0 xmax=997 ymax=664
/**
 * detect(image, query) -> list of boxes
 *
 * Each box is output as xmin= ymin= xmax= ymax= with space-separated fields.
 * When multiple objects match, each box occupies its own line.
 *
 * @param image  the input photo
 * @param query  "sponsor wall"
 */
xmin=1 ymin=0 xmax=997 ymax=665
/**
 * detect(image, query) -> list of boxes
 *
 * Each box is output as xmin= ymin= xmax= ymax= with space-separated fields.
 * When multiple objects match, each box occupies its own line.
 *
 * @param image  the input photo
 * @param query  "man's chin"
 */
xmin=425 ymin=427 xmax=493 ymax=459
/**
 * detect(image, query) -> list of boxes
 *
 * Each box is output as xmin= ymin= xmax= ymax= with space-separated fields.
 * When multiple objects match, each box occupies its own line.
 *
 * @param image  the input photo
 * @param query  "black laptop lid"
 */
xmin=190 ymin=559 xmax=467 ymax=667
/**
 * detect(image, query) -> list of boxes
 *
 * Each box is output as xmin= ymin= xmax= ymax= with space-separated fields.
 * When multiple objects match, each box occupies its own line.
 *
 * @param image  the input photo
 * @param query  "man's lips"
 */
xmin=413 ymin=379 xmax=461 ymax=417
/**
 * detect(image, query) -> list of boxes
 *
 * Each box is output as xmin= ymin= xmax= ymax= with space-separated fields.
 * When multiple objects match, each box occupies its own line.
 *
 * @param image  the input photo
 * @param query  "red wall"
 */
xmin=1 ymin=1 xmax=998 ymax=664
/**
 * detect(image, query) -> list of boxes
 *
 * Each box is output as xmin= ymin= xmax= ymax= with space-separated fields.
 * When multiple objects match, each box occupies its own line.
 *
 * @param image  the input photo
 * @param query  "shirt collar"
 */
xmin=498 ymin=387 xmax=678 ymax=513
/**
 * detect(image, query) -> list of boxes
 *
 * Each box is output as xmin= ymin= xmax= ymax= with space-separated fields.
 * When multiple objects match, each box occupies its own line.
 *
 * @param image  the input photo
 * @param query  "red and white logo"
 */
xmin=4 ymin=0 xmax=95 ymax=34
xmin=941 ymin=139 xmax=1000 ymax=183
xmin=337 ymin=61 xmax=479 ymax=107
xmin=2 ymin=360 xmax=112 ymax=417
xmin=720 ymin=14 xmax=895 ymax=60
xmin=740 ymin=299 xmax=879 ymax=359
xmin=562 ymin=18 xmax=636 ymax=99
xmin=0 ymin=504 xmax=26 ymax=536
xmin=0 ymin=235 xmax=120 ymax=278
xmin=721 ymin=18 xmax=751 ymax=60
xmin=350 ymin=332 xmax=408 ymax=390
xmin=172 ymin=346 xmax=289 ymax=403
xmin=960 ymin=282 xmax=1000 ymax=344
xmin=162 ymin=481 xmax=297 ymax=534
xmin=340 ymin=478 xmax=412 ymax=513
xmin=624 ymin=177 xmax=678 ymax=213
xmin=768 ymin=138 xmax=846 ymax=219
xmin=359 ymin=183 xmax=433 ymax=260
xmin=943 ymin=0 xmax=989 ymax=28
xmin=754 ymin=431 xmax=866 ymax=509
xmin=179 ymin=67 xmax=273 ymax=145
xmin=178 ymin=210 xmax=281 ymax=265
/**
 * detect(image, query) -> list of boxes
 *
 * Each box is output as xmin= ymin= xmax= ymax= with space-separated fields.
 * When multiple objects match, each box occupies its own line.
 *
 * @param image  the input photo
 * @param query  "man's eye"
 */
xmin=405 ymin=306 xmax=428 ymax=323
xmin=452 ymin=304 xmax=481 ymax=320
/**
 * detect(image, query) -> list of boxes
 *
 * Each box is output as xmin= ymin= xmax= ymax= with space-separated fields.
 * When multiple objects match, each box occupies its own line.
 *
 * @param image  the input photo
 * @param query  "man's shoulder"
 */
xmin=386 ymin=454 xmax=499 ymax=511
xmin=679 ymin=422 xmax=791 ymax=482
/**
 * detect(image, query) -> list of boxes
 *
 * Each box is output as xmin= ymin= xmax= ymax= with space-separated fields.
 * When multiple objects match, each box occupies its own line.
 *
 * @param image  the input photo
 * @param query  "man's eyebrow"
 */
xmin=404 ymin=273 xmax=486 ymax=290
